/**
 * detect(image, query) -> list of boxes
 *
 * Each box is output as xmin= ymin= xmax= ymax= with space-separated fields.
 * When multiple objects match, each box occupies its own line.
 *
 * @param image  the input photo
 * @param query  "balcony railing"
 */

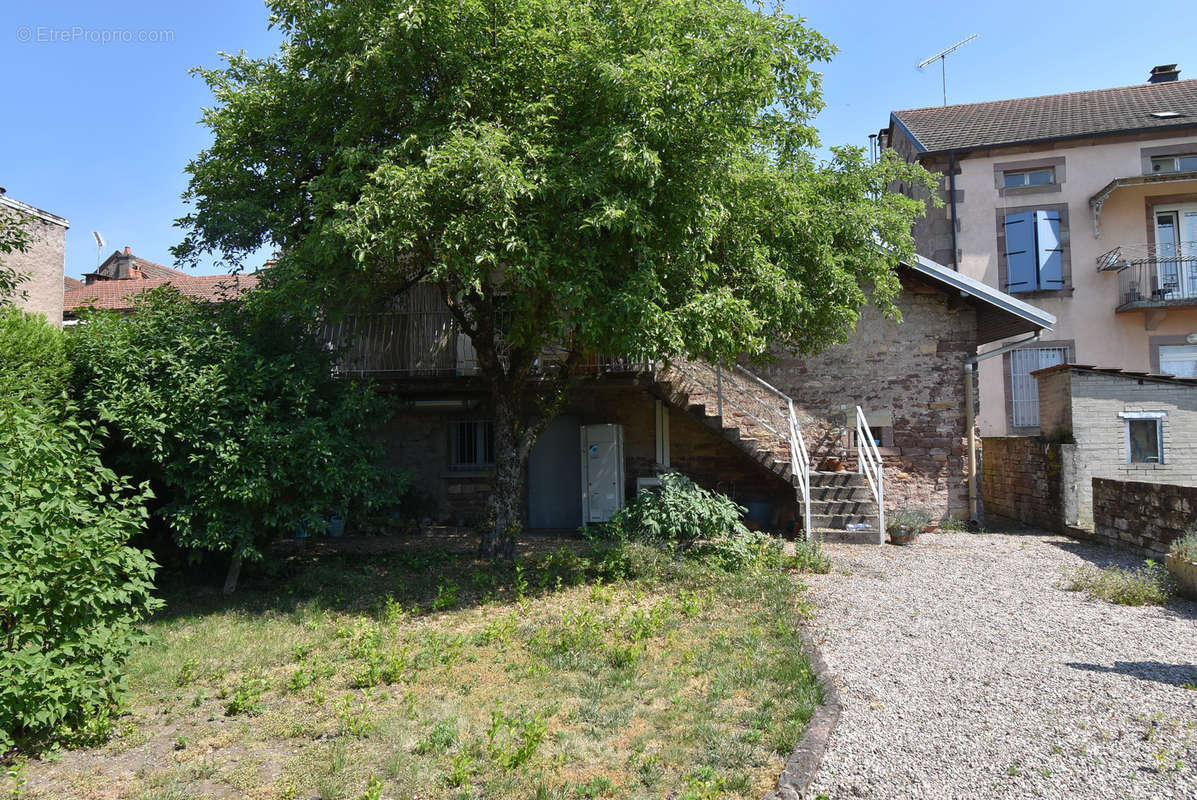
xmin=320 ymin=312 xmax=651 ymax=378
xmin=1097 ymin=243 xmax=1197 ymax=311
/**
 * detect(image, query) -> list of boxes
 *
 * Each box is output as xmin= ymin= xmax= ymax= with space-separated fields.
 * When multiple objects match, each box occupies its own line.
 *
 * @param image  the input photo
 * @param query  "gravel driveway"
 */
xmin=804 ymin=531 xmax=1197 ymax=800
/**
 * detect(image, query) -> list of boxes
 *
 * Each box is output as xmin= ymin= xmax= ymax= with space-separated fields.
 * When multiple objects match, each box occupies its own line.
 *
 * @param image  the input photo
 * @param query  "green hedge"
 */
xmin=0 ymin=311 xmax=159 ymax=750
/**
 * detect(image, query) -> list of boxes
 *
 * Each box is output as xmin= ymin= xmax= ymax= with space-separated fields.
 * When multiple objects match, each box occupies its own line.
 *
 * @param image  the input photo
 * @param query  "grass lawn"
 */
xmin=8 ymin=535 xmax=823 ymax=800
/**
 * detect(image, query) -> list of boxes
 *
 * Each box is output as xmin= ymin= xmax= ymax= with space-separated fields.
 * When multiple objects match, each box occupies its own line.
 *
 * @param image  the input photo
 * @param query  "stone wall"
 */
xmin=759 ymin=276 xmax=977 ymax=519
xmin=980 ymin=436 xmax=1071 ymax=531
xmin=2 ymin=201 xmax=67 ymax=327
xmin=1034 ymin=366 xmax=1197 ymax=528
xmin=885 ymin=126 xmax=957 ymax=268
xmin=1092 ymin=478 xmax=1196 ymax=556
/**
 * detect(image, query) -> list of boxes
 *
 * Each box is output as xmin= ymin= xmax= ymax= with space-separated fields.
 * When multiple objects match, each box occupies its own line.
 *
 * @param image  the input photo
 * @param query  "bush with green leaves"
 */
xmin=69 ymin=287 xmax=406 ymax=589
xmin=604 ymin=473 xmax=749 ymax=550
xmin=0 ymin=393 xmax=160 ymax=750
xmin=0 ymin=307 xmax=70 ymax=403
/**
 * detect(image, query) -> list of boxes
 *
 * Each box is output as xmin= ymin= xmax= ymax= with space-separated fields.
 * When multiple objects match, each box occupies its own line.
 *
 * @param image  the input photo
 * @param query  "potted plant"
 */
xmin=1166 ymin=526 xmax=1197 ymax=601
xmin=887 ymin=508 xmax=931 ymax=545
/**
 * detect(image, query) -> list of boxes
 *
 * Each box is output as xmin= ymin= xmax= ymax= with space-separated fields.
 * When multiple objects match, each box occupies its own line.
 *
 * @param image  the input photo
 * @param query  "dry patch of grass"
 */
xmin=6 ymin=540 xmax=821 ymax=800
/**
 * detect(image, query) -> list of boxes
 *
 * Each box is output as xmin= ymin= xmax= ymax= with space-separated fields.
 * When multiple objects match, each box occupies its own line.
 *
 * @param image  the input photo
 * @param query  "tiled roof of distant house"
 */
xmin=891 ymin=78 xmax=1197 ymax=155
xmin=64 ymin=276 xmax=82 ymax=291
xmin=64 ymin=274 xmax=258 ymax=314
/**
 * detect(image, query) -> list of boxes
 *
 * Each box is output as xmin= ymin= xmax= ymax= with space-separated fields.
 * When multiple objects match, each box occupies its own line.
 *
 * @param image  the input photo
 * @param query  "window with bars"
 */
xmin=1010 ymin=346 xmax=1069 ymax=428
xmin=449 ymin=419 xmax=494 ymax=469
xmin=1159 ymin=344 xmax=1197 ymax=378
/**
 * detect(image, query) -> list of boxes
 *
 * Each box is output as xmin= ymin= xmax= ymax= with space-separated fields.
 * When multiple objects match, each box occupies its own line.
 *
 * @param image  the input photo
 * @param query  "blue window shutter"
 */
xmin=1035 ymin=210 xmax=1064 ymax=288
xmin=1003 ymin=212 xmax=1036 ymax=292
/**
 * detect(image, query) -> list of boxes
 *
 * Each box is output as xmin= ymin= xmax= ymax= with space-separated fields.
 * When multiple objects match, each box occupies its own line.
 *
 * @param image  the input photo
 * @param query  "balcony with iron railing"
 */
xmin=1096 ymin=242 xmax=1197 ymax=312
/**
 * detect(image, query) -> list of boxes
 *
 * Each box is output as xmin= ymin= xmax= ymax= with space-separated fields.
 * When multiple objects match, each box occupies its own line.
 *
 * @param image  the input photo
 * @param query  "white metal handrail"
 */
xmin=665 ymin=357 xmax=812 ymax=538
xmin=855 ymin=406 xmax=885 ymax=544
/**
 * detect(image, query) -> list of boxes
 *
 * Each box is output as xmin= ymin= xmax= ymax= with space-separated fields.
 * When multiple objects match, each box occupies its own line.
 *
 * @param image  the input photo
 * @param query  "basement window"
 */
xmin=1119 ymin=411 xmax=1165 ymax=464
xmin=449 ymin=419 xmax=495 ymax=469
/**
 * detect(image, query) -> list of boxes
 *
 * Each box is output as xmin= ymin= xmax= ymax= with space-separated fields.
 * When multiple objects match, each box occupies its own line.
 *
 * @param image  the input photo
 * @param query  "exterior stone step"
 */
xmin=810 ymin=528 xmax=883 ymax=545
xmin=809 ymin=485 xmax=874 ymax=502
xmin=809 ymin=471 xmax=870 ymax=488
xmin=810 ymin=513 xmax=879 ymax=528
xmin=809 ymin=500 xmax=874 ymax=515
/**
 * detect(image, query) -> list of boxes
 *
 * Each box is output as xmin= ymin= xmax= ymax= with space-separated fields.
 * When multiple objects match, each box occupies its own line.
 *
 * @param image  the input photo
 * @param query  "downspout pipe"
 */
xmin=963 ymin=331 xmax=1042 ymax=522
xmin=948 ymin=151 xmax=960 ymax=271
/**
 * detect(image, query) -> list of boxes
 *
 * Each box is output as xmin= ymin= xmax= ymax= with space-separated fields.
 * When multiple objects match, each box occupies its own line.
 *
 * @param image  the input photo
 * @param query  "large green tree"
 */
xmin=175 ymin=0 xmax=935 ymax=557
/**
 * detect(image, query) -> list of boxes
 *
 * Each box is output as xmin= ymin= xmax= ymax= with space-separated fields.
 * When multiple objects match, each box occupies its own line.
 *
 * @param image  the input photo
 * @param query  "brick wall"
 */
xmin=1092 ymin=477 xmax=1196 ymax=556
xmin=374 ymin=381 xmax=797 ymax=529
xmin=980 ymin=436 xmax=1069 ymax=531
xmin=759 ymin=278 xmax=977 ymax=518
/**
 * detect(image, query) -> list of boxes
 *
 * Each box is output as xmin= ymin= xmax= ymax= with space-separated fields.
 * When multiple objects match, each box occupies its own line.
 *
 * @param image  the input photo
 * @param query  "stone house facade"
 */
xmin=355 ymin=255 xmax=1053 ymax=535
xmin=881 ymin=66 xmax=1197 ymax=437
xmin=0 ymin=193 xmax=69 ymax=327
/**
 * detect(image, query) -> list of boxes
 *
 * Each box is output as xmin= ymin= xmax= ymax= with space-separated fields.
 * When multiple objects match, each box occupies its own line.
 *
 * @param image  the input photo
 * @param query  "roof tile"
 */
xmin=893 ymin=79 xmax=1197 ymax=154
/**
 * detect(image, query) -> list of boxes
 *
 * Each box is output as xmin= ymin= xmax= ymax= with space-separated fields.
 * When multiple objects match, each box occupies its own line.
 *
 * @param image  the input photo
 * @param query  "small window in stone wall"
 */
xmin=449 ymin=419 xmax=495 ymax=469
xmin=1120 ymin=412 xmax=1165 ymax=464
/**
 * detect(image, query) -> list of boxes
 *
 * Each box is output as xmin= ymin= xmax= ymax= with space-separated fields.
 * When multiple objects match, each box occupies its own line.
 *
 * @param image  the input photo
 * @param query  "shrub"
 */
xmin=604 ymin=473 xmax=748 ymax=549
xmin=1064 ymin=561 xmax=1174 ymax=606
xmin=1170 ymin=526 xmax=1197 ymax=562
xmin=0 ymin=394 xmax=160 ymax=750
xmin=0 ymin=307 xmax=70 ymax=404
xmin=69 ymin=288 xmax=407 ymax=590
xmin=786 ymin=537 xmax=832 ymax=574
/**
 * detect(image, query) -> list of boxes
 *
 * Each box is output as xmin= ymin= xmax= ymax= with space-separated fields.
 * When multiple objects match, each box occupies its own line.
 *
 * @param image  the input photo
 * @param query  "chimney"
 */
xmin=1149 ymin=64 xmax=1180 ymax=84
xmin=124 ymin=246 xmax=131 ymax=254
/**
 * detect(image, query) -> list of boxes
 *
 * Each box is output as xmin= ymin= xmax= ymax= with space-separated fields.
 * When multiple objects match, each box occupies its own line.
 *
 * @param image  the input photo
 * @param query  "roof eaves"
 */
xmin=918 ymin=120 xmax=1197 ymax=159
xmin=888 ymin=111 xmax=927 ymax=154
xmin=0 ymin=195 xmax=70 ymax=228
xmin=902 ymin=251 xmax=1056 ymax=331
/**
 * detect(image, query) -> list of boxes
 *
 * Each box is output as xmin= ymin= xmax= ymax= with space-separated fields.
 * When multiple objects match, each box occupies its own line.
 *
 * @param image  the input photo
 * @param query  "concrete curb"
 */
xmin=762 ymin=629 xmax=841 ymax=800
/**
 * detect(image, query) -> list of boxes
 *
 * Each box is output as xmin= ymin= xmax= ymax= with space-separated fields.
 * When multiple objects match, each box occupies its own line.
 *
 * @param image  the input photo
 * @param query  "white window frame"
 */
xmin=1150 ymin=154 xmax=1197 ymax=174
xmin=1003 ymin=167 xmax=1055 ymax=188
xmin=448 ymin=419 xmax=495 ymax=470
xmin=1118 ymin=411 xmax=1166 ymax=465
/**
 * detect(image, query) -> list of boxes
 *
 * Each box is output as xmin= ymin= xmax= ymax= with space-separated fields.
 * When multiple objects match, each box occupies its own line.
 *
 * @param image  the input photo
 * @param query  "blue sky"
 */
xmin=2 ymin=1 xmax=1194 ymax=278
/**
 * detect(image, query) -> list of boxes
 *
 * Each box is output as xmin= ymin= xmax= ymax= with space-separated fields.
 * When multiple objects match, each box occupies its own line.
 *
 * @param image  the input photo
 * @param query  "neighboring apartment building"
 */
xmin=881 ymin=65 xmax=1197 ymax=435
xmin=0 ymin=191 xmax=69 ymax=327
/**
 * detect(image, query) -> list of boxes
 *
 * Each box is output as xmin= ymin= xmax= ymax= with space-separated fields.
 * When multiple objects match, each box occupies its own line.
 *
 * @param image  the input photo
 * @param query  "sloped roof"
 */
xmin=900 ymin=253 xmax=1055 ymax=345
xmin=64 ymin=274 xmax=258 ymax=314
xmin=891 ymin=79 xmax=1197 ymax=155
xmin=64 ymin=276 xmax=83 ymax=291
xmin=1032 ymin=362 xmax=1197 ymax=387
xmin=88 ymin=249 xmax=190 ymax=281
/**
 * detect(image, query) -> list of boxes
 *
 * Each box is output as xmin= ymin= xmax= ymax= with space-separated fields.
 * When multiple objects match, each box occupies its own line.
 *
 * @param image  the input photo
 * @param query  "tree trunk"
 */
xmin=482 ymin=395 xmax=525 ymax=559
xmin=222 ymin=554 xmax=243 ymax=595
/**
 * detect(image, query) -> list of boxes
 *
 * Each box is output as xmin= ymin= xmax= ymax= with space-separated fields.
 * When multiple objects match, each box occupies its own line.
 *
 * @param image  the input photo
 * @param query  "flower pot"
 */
xmin=1166 ymin=553 xmax=1197 ymax=601
xmin=887 ymin=527 xmax=918 ymax=545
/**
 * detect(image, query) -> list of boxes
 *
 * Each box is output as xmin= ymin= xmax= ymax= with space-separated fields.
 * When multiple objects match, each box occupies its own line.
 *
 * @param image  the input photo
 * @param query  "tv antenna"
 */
xmin=92 ymin=231 xmax=105 ymax=268
xmin=918 ymin=34 xmax=978 ymax=106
